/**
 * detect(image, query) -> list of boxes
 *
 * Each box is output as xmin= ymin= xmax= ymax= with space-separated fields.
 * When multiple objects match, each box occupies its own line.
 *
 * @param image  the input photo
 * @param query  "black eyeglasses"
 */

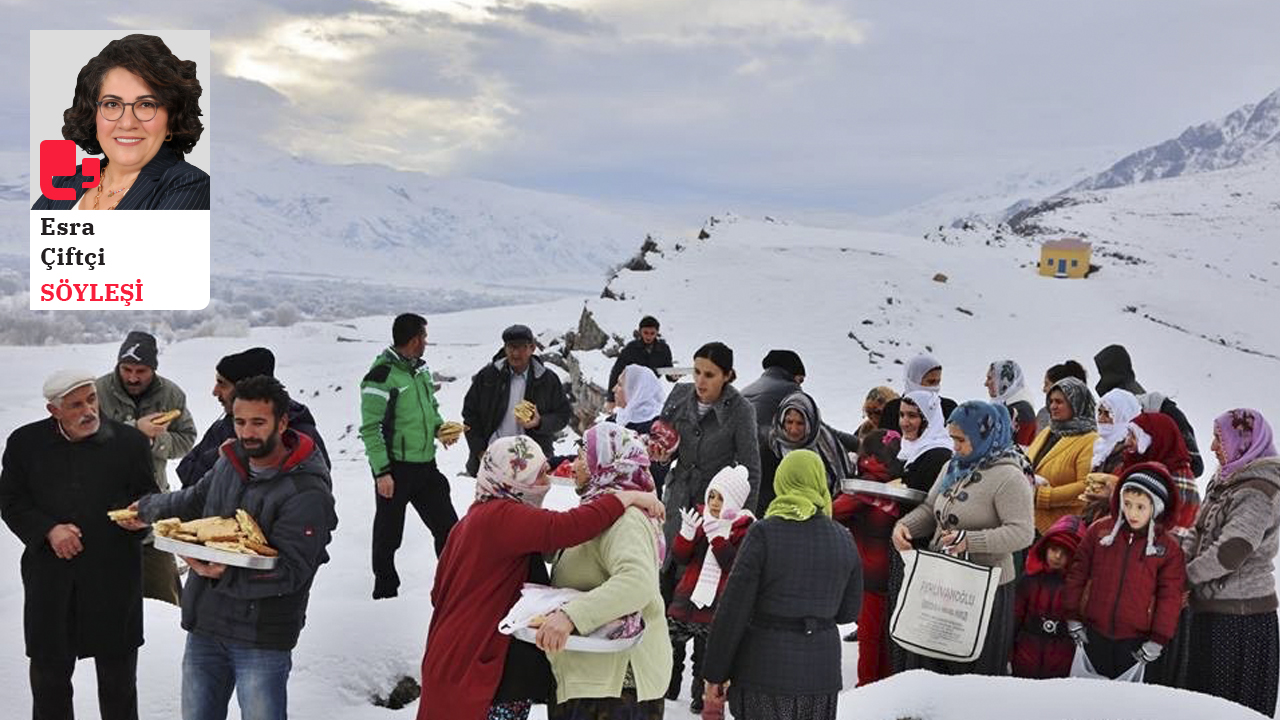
xmin=97 ymin=99 xmax=161 ymax=122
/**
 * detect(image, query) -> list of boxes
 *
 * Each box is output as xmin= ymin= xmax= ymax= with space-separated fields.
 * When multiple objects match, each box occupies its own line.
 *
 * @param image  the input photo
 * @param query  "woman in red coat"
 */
xmin=419 ymin=436 xmax=664 ymax=720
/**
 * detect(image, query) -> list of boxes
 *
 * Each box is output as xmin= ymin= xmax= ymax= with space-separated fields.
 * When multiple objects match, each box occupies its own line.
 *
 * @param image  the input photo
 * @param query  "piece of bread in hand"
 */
xmin=152 ymin=409 xmax=182 ymax=425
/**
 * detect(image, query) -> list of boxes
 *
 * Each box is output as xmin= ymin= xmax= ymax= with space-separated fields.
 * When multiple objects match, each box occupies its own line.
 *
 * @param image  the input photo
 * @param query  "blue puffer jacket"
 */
xmin=138 ymin=429 xmax=337 ymax=650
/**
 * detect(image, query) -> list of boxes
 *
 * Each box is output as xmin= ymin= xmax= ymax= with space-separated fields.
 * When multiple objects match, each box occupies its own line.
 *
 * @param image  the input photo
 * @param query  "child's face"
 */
xmin=1122 ymin=490 xmax=1154 ymax=530
xmin=1045 ymin=545 xmax=1070 ymax=571
xmin=707 ymin=489 xmax=724 ymax=519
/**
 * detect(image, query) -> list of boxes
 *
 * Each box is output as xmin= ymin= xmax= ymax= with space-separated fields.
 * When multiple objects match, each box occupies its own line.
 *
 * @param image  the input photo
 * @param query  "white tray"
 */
xmin=840 ymin=479 xmax=927 ymax=504
xmin=154 ymin=534 xmax=278 ymax=570
xmin=512 ymin=626 xmax=643 ymax=653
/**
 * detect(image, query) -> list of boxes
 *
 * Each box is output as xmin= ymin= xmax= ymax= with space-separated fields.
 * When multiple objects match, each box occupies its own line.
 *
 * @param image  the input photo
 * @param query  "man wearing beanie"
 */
xmin=1 ymin=370 xmax=155 ymax=718
xmin=1062 ymin=462 xmax=1187 ymax=682
xmin=607 ymin=315 xmax=674 ymax=405
xmin=462 ymin=323 xmax=573 ymax=477
xmin=742 ymin=349 xmax=806 ymax=436
xmin=176 ymin=347 xmax=329 ymax=489
xmin=360 ymin=314 xmax=460 ymax=599
xmin=95 ymin=330 xmax=197 ymax=607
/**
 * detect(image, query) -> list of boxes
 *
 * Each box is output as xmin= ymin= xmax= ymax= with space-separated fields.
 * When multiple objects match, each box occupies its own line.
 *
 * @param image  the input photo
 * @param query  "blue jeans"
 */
xmin=182 ymin=633 xmax=291 ymax=720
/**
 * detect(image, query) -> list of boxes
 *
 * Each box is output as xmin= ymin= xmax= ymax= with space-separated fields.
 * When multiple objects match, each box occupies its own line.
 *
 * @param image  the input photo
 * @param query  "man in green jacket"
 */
xmin=359 ymin=313 xmax=459 ymax=599
xmin=95 ymin=330 xmax=196 ymax=606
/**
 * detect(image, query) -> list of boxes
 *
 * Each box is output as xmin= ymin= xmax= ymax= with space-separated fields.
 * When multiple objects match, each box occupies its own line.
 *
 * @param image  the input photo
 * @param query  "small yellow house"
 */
xmin=1038 ymin=237 xmax=1091 ymax=278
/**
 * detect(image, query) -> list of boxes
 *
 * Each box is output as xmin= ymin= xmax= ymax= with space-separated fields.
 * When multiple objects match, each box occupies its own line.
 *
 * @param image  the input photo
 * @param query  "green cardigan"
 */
xmin=550 ymin=507 xmax=673 ymax=703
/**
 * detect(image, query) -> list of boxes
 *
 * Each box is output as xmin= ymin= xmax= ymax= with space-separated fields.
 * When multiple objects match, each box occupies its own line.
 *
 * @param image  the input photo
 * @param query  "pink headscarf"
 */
xmin=1215 ymin=409 xmax=1277 ymax=480
xmin=579 ymin=421 xmax=664 ymax=562
xmin=475 ymin=436 xmax=552 ymax=507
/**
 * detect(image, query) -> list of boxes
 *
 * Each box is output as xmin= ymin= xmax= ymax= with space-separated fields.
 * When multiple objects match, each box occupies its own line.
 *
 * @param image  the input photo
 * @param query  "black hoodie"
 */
xmin=1093 ymin=344 xmax=1203 ymax=476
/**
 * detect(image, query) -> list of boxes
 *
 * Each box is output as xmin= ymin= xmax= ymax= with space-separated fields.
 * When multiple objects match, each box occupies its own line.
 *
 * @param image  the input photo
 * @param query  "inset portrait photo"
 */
xmin=29 ymin=30 xmax=210 ymax=210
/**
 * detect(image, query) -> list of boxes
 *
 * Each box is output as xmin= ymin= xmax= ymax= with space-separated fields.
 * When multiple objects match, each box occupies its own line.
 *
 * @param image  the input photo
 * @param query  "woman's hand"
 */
xmin=616 ymin=490 xmax=666 ymax=521
xmin=939 ymin=530 xmax=968 ymax=556
xmin=892 ymin=523 xmax=913 ymax=552
xmin=534 ymin=610 xmax=576 ymax=654
xmin=704 ymin=681 xmax=729 ymax=704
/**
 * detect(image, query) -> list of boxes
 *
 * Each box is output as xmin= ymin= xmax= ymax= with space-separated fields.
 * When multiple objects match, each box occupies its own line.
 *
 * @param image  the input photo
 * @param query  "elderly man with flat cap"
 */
xmin=0 ymin=370 xmax=155 ymax=720
xmin=176 ymin=347 xmax=329 ymax=489
xmin=462 ymin=323 xmax=574 ymax=476
xmin=95 ymin=330 xmax=197 ymax=606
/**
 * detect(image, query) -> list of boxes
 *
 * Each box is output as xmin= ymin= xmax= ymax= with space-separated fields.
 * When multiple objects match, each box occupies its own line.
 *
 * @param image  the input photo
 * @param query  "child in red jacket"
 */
xmin=667 ymin=465 xmax=755 ymax=714
xmin=1063 ymin=462 xmax=1187 ymax=682
xmin=831 ymin=429 xmax=902 ymax=686
xmin=1012 ymin=514 xmax=1085 ymax=678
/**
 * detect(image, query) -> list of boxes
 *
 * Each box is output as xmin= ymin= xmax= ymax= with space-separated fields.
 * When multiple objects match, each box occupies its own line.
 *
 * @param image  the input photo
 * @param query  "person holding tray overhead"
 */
xmin=117 ymin=376 xmax=336 ymax=720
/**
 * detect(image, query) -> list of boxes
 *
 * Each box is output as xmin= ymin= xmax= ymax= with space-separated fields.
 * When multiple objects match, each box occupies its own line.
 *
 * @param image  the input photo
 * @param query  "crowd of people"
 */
xmin=1 ymin=314 xmax=1278 ymax=720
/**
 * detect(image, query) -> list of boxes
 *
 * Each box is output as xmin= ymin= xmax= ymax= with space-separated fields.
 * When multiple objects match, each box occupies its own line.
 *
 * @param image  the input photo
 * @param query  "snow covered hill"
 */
xmin=1 ymin=164 xmax=1278 ymax=716
xmin=1069 ymin=87 xmax=1280 ymax=192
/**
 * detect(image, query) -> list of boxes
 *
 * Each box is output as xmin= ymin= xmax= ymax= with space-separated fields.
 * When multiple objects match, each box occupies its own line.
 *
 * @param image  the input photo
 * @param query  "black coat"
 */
xmin=607 ymin=337 xmax=673 ymax=401
xmin=0 ymin=419 xmax=154 ymax=659
xmin=462 ymin=355 xmax=573 ymax=476
xmin=1094 ymin=344 xmax=1203 ymax=476
xmin=702 ymin=516 xmax=862 ymax=694
xmin=176 ymin=400 xmax=330 ymax=488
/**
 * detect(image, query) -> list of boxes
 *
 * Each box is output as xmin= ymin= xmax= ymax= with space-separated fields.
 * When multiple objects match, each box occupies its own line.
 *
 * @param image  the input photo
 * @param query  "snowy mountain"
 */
xmin=1069 ymin=87 xmax=1280 ymax=192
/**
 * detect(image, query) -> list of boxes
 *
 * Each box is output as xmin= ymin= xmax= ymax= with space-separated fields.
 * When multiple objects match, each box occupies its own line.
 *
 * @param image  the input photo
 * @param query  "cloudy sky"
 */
xmin=3 ymin=0 xmax=1279 ymax=215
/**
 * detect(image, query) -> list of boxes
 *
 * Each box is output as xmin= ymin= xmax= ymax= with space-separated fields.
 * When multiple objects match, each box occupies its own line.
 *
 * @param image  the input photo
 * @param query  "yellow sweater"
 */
xmin=1026 ymin=428 xmax=1099 ymax=532
xmin=549 ymin=508 xmax=673 ymax=703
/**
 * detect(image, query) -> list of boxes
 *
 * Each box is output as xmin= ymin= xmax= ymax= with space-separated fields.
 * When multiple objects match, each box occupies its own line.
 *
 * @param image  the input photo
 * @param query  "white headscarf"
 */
xmin=613 ymin=364 xmax=666 ymax=426
xmin=896 ymin=390 xmax=953 ymax=466
xmin=904 ymin=353 xmax=943 ymax=394
xmin=1092 ymin=388 xmax=1141 ymax=469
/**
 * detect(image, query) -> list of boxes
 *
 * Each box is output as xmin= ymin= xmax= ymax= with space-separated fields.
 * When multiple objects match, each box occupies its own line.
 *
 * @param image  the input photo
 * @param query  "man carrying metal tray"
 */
xmin=115 ymin=375 xmax=338 ymax=720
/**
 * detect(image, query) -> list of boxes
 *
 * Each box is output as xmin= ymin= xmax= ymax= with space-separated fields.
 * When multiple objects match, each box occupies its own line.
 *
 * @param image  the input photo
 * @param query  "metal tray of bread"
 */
xmin=154 ymin=534 xmax=278 ymax=570
xmin=840 ymin=479 xmax=928 ymax=505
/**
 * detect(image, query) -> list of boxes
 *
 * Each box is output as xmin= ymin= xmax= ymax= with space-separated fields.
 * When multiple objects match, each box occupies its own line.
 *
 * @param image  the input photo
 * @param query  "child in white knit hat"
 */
xmin=665 ymin=465 xmax=755 ymax=715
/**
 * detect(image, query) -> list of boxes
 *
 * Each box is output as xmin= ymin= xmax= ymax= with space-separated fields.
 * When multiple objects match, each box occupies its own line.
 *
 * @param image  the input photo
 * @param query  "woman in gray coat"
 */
xmin=655 ymin=341 xmax=760 ymax=701
xmin=1186 ymin=408 xmax=1280 ymax=717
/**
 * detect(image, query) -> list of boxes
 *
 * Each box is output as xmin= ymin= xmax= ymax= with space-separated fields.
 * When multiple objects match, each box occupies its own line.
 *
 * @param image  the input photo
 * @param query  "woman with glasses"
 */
xmin=31 ymin=34 xmax=209 ymax=210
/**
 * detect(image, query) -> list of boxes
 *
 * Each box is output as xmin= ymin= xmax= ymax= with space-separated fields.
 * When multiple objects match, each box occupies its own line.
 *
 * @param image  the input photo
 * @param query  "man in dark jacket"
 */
xmin=96 ymin=330 xmax=197 ymax=606
xmin=1093 ymin=344 xmax=1204 ymax=476
xmin=126 ymin=376 xmax=337 ymax=720
xmin=462 ymin=324 xmax=574 ymax=476
xmin=740 ymin=349 xmax=806 ymax=434
xmin=606 ymin=315 xmax=674 ymax=403
xmin=176 ymin=346 xmax=330 ymax=488
xmin=359 ymin=314 xmax=458 ymax=598
xmin=1 ymin=369 xmax=155 ymax=720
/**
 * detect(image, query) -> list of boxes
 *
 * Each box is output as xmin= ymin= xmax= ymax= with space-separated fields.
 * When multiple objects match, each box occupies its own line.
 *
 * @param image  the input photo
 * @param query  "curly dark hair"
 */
xmin=61 ymin=34 xmax=204 ymax=156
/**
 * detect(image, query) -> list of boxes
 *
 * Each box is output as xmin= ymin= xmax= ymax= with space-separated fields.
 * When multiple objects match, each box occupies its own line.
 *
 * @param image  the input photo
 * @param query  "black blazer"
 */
xmin=31 ymin=146 xmax=209 ymax=210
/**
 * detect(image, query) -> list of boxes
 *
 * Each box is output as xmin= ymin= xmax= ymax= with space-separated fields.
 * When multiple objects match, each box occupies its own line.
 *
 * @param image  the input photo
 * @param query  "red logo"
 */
xmin=39 ymin=140 xmax=100 ymax=201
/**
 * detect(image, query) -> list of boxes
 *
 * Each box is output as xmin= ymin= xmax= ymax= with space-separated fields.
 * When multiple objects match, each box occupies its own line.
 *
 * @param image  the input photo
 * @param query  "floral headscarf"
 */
xmin=475 ymin=435 xmax=552 ymax=507
xmin=988 ymin=360 xmax=1029 ymax=405
xmin=940 ymin=400 xmax=1029 ymax=493
xmin=1214 ymin=409 xmax=1277 ymax=480
xmin=580 ymin=421 xmax=664 ymax=561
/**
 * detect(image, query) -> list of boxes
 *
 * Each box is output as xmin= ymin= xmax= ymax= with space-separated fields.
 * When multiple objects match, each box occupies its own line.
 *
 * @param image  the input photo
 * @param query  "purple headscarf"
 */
xmin=579 ymin=421 xmax=664 ymax=563
xmin=1214 ymin=409 xmax=1277 ymax=479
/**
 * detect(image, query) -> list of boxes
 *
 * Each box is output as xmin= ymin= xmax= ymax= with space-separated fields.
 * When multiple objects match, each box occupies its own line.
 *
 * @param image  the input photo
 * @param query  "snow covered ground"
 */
xmin=1 ymin=155 xmax=1278 ymax=717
